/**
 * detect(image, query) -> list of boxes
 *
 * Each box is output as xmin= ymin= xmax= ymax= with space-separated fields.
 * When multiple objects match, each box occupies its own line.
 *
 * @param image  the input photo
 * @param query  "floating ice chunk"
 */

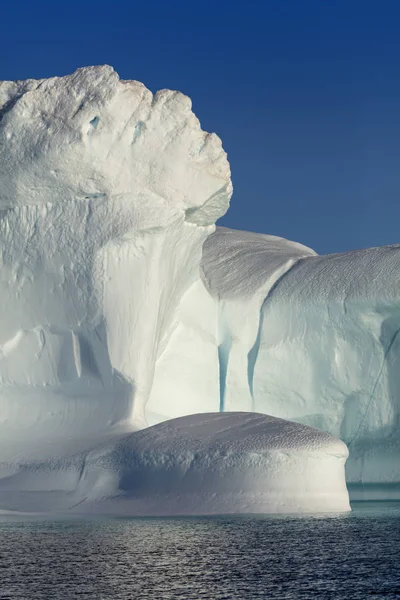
xmin=81 ymin=412 xmax=350 ymax=515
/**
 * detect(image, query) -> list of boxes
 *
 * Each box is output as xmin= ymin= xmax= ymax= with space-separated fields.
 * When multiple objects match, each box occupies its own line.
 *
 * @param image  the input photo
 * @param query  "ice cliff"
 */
xmin=152 ymin=227 xmax=400 ymax=499
xmin=0 ymin=65 xmax=231 ymax=454
xmin=3 ymin=64 xmax=394 ymax=513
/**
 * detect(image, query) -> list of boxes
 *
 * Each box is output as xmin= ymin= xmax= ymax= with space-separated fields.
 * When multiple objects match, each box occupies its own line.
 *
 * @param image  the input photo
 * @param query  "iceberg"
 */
xmin=0 ymin=66 xmax=360 ymax=514
xmin=86 ymin=412 xmax=350 ymax=515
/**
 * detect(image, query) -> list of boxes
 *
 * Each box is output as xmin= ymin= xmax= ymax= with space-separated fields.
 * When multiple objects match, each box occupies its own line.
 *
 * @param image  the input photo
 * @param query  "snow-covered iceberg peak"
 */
xmin=0 ymin=65 xmax=231 ymax=223
xmin=0 ymin=66 xmax=232 ymax=455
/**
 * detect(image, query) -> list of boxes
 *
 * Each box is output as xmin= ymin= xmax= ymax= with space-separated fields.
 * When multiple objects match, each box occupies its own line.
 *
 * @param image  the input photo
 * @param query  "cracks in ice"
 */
xmin=188 ymin=135 xmax=208 ymax=157
xmin=72 ymin=102 xmax=85 ymax=119
xmin=76 ymin=455 xmax=87 ymax=489
xmin=0 ymin=94 xmax=24 ymax=124
xmin=261 ymin=257 xmax=305 ymax=304
xmin=348 ymin=325 xmax=400 ymax=448
xmin=81 ymin=193 xmax=107 ymax=200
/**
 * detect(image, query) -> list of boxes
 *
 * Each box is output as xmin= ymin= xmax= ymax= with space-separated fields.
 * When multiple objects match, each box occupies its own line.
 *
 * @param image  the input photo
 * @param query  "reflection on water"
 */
xmin=0 ymin=503 xmax=399 ymax=599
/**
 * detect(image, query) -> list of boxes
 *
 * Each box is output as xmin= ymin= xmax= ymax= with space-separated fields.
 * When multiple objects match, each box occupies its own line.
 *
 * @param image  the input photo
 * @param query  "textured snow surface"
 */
xmin=0 ymin=413 xmax=350 ymax=515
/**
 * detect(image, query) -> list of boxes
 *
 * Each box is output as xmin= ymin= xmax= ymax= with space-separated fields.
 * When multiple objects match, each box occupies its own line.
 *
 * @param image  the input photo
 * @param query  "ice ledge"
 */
xmin=0 ymin=413 xmax=350 ymax=515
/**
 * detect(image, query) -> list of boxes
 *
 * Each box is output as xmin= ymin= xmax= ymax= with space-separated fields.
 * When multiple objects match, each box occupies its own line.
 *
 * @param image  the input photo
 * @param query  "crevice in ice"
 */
xmin=247 ymin=311 xmax=263 ymax=411
xmin=0 ymin=95 xmax=24 ymax=124
xmin=188 ymin=134 xmax=208 ymax=157
xmin=217 ymin=332 xmax=232 ymax=412
xmin=76 ymin=455 xmax=87 ymax=487
xmin=72 ymin=102 xmax=85 ymax=119
xmin=82 ymin=193 xmax=107 ymax=200
xmin=262 ymin=257 xmax=305 ymax=303
xmin=246 ymin=258 xmax=306 ymax=409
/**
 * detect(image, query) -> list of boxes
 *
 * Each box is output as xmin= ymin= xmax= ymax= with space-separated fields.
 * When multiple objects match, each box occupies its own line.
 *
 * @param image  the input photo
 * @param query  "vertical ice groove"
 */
xmin=217 ymin=332 xmax=232 ymax=412
xmin=72 ymin=332 xmax=82 ymax=379
xmin=246 ymin=257 xmax=306 ymax=409
xmin=247 ymin=313 xmax=262 ymax=410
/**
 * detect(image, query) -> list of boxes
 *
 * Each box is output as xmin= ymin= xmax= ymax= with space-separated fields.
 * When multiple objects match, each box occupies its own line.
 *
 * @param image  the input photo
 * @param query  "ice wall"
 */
xmin=149 ymin=227 xmax=400 ymax=497
xmin=146 ymin=227 xmax=316 ymax=422
xmin=0 ymin=66 xmax=232 ymax=458
xmin=201 ymin=229 xmax=400 ymax=495
xmin=252 ymin=242 xmax=400 ymax=496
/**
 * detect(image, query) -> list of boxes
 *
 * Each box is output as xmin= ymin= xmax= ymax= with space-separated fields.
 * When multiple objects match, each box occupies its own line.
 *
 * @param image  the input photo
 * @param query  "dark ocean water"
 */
xmin=0 ymin=503 xmax=399 ymax=600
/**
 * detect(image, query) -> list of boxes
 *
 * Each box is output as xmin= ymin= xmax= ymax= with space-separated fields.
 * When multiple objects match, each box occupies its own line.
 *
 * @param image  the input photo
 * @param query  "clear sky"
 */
xmin=1 ymin=0 xmax=400 ymax=254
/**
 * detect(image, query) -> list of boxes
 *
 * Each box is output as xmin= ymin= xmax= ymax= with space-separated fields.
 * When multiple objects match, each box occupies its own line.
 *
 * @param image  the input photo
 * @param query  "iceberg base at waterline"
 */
xmin=0 ymin=413 xmax=350 ymax=516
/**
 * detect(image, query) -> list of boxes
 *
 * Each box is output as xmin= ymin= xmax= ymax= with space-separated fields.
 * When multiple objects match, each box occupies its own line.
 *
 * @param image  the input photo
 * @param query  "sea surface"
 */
xmin=0 ymin=502 xmax=399 ymax=599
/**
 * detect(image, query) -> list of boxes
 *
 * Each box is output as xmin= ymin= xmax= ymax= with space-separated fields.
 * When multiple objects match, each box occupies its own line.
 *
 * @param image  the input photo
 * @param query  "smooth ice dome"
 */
xmin=0 ymin=413 xmax=350 ymax=515
xmin=82 ymin=413 xmax=350 ymax=515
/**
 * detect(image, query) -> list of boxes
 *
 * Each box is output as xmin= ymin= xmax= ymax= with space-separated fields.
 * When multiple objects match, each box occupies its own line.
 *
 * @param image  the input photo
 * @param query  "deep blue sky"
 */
xmin=1 ymin=1 xmax=400 ymax=254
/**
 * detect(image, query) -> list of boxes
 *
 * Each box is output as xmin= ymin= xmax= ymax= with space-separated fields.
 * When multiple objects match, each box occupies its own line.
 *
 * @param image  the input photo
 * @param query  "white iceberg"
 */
xmin=0 ymin=66 xmax=358 ymax=514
